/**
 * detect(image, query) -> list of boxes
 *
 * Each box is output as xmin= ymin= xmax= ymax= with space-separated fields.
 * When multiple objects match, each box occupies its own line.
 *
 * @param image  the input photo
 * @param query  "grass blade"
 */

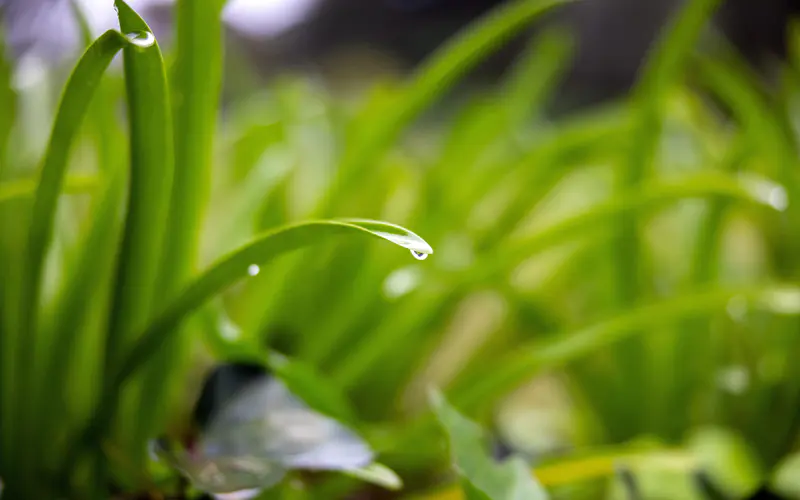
xmin=609 ymin=0 xmax=722 ymax=434
xmin=105 ymin=0 xmax=173 ymax=370
xmin=0 ymin=174 xmax=98 ymax=203
xmin=70 ymin=219 xmax=431 ymax=466
xmin=5 ymin=28 xmax=137 ymax=495
xmin=102 ymin=1 xmax=174 ymax=465
xmin=327 ymin=0 xmax=577 ymax=209
xmin=450 ymin=284 xmax=800 ymax=413
xmin=138 ymin=0 xmax=225 ymax=455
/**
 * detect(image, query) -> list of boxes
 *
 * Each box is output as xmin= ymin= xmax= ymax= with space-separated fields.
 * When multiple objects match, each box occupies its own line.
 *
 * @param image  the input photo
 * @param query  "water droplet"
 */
xmin=147 ymin=439 xmax=161 ymax=462
xmin=214 ymin=489 xmax=264 ymax=500
xmin=125 ymin=31 xmax=155 ymax=48
xmin=383 ymin=266 xmax=422 ymax=299
xmin=220 ymin=319 xmax=241 ymax=341
xmin=768 ymin=186 xmax=789 ymax=211
xmin=340 ymin=219 xmax=433 ymax=258
xmin=247 ymin=264 xmax=260 ymax=276
xmin=741 ymin=174 xmax=789 ymax=211
xmin=717 ymin=365 xmax=749 ymax=395
xmin=760 ymin=287 xmax=800 ymax=314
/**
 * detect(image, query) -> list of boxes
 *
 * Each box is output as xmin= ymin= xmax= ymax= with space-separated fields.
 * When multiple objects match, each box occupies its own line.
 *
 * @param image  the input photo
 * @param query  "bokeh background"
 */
xmin=3 ymin=0 xmax=800 ymax=498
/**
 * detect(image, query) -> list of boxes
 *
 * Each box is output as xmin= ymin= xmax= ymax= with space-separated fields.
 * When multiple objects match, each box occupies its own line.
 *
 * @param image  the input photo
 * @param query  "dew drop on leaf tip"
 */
xmin=125 ymin=31 xmax=155 ymax=48
xmin=411 ymin=250 xmax=428 ymax=261
xmin=247 ymin=264 xmax=260 ymax=276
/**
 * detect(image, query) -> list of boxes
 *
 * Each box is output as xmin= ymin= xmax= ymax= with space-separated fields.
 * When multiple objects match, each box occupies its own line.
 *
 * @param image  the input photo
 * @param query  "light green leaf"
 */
xmin=430 ymin=390 xmax=549 ymax=500
xmin=343 ymin=462 xmax=403 ymax=491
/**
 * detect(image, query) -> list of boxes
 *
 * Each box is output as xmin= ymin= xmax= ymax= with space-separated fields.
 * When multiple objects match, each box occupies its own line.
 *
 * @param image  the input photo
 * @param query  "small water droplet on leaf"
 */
xmin=248 ymin=264 xmax=260 ymax=276
xmin=411 ymin=250 xmax=428 ymax=260
xmin=125 ymin=31 xmax=155 ymax=48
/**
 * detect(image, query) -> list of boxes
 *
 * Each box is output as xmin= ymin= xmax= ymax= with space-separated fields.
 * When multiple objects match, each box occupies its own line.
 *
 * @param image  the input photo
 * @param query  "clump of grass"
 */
xmin=2 ymin=0 xmax=800 ymax=498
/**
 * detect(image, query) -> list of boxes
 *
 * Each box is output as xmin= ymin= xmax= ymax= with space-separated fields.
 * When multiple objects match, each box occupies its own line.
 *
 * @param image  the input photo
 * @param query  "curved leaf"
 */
xmin=450 ymin=284 xmax=800 ymax=412
xmin=72 ymin=219 xmax=431 ymax=465
xmin=0 ymin=174 xmax=97 ymax=204
xmin=116 ymin=219 xmax=431 ymax=386
xmin=470 ymin=171 xmax=787 ymax=283
xmin=8 ymin=27 xmax=136 ymax=488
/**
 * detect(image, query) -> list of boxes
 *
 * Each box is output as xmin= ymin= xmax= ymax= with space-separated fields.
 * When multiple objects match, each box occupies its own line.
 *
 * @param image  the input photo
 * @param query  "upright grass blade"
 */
xmin=6 ymin=28 xmax=135 ymax=496
xmin=39 ymin=167 xmax=127 ymax=465
xmin=325 ymin=0 xmax=577 ymax=211
xmin=138 ymin=0 xmax=225 ymax=455
xmin=0 ymin=25 xmax=18 ymax=481
xmin=609 ymin=0 xmax=723 ymax=435
xmin=105 ymin=0 xmax=173 ymax=370
xmin=103 ymin=1 xmax=174 ymax=465
xmin=0 ymin=28 xmax=15 ymax=175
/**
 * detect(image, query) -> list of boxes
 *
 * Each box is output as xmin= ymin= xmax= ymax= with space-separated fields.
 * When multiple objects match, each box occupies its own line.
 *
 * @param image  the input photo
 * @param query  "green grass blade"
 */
xmin=464 ymin=171 xmax=782 ymax=287
xmin=0 ymin=174 xmax=98 ymax=203
xmin=8 ymin=28 xmax=133 ymax=495
xmin=0 ymin=28 xmax=15 ymax=176
xmin=450 ymin=284 xmax=800 ymax=413
xmin=332 ymin=172 xmax=783 ymax=391
xmin=71 ymin=219 xmax=431 ymax=463
xmin=613 ymin=0 xmax=724 ymax=287
xmin=500 ymin=27 xmax=573 ymax=126
xmin=138 ymin=0 xmax=225 ymax=456
xmin=104 ymin=0 xmax=173 ymax=375
xmin=609 ymin=0 xmax=722 ymax=433
xmin=38 ymin=167 xmax=127 ymax=462
xmin=105 ymin=1 xmax=175 ymax=469
xmin=328 ymin=0 xmax=577 ymax=208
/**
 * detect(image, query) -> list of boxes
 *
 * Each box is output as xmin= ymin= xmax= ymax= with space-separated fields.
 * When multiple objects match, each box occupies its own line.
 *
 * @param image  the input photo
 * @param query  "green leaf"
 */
xmin=73 ymin=219 xmax=431 ymax=464
xmin=0 ymin=27 xmax=16 ymax=175
xmin=105 ymin=0 xmax=173 ymax=370
xmin=7 ymin=28 xmax=136 ymax=490
xmin=328 ymin=0 xmax=577 ymax=209
xmin=343 ymin=462 xmax=403 ymax=491
xmin=0 ymin=174 xmax=98 ymax=204
xmin=608 ymin=0 xmax=723 ymax=439
xmin=429 ymin=390 xmax=549 ymax=500
xmin=102 ymin=0 xmax=174 ymax=465
xmin=138 ymin=0 xmax=225 ymax=458
xmin=450 ymin=284 xmax=800 ymax=412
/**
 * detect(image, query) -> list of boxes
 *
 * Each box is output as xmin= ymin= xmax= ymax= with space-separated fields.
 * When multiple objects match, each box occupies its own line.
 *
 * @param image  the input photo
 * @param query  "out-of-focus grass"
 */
xmin=3 ymin=0 xmax=800 ymax=497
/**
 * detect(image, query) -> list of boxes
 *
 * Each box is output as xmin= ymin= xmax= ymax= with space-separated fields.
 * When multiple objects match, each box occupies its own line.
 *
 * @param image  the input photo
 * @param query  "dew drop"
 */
xmin=220 ymin=319 xmax=241 ymax=341
xmin=716 ymin=365 xmax=749 ymax=395
xmin=383 ymin=266 xmax=421 ymax=300
xmin=767 ymin=186 xmax=789 ymax=211
xmin=125 ymin=31 xmax=155 ymax=48
xmin=147 ymin=439 xmax=161 ymax=462
xmin=411 ymin=250 xmax=428 ymax=260
xmin=247 ymin=264 xmax=260 ymax=276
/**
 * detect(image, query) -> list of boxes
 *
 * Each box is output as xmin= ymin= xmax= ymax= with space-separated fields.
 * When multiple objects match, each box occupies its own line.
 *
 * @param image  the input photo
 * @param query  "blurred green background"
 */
xmin=3 ymin=0 xmax=800 ymax=498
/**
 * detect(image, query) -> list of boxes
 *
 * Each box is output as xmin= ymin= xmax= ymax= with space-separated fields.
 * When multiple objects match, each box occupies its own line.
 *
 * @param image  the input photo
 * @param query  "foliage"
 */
xmin=2 ymin=0 xmax=800 ymax=498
